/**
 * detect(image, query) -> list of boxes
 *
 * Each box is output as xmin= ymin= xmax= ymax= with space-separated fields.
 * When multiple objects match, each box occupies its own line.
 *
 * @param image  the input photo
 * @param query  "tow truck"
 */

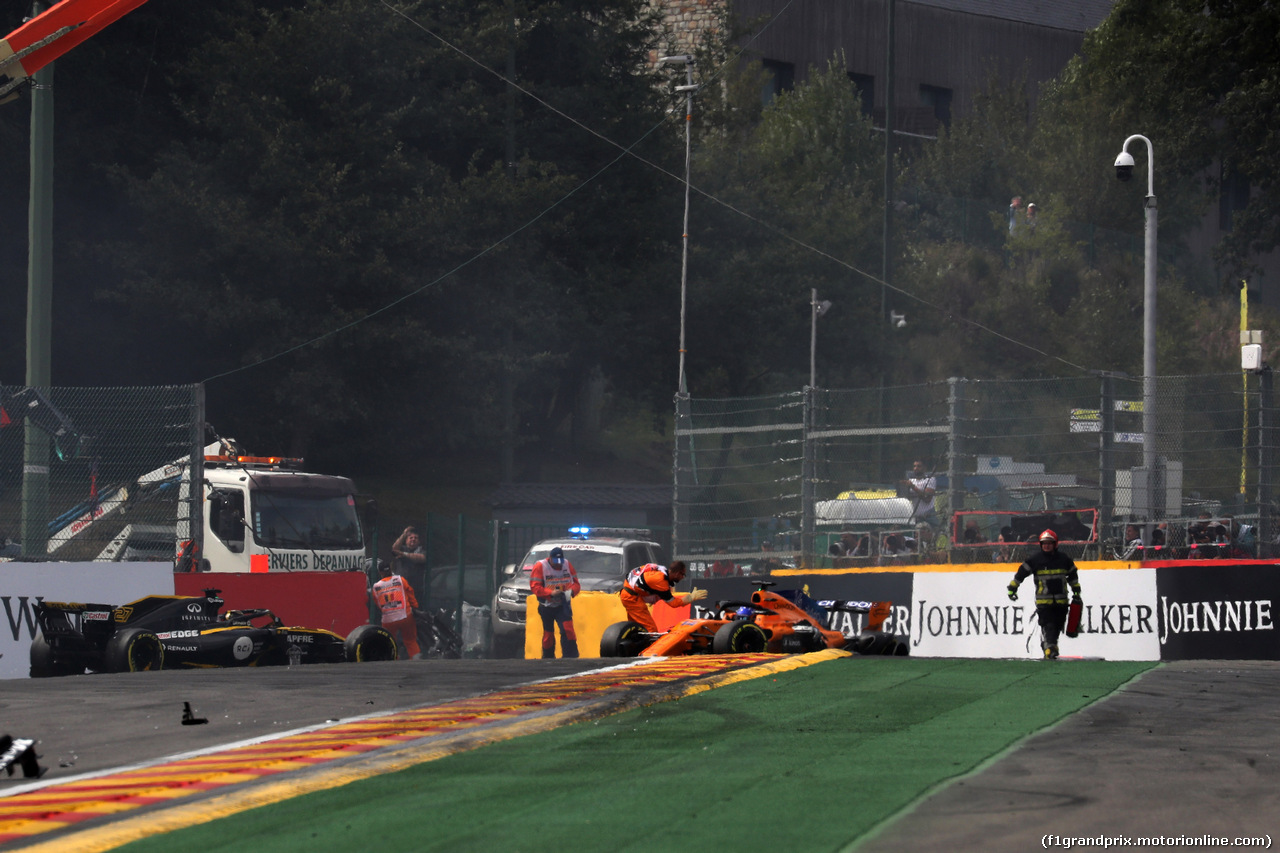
xmin=3 ymin=387 xmax=367 ymax=573
xmin=124 ymin=438 xmax=368 ymax=573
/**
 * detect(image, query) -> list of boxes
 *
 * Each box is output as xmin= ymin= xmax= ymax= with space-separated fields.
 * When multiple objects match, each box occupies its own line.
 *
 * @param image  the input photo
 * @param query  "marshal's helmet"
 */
xmin=1039 ymin=529 xmax=1058 ymax=544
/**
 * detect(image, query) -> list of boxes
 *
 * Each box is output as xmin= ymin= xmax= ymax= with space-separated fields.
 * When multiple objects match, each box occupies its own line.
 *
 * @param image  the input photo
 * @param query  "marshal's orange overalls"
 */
xmin=620 ymin=563 xmax=682 ymax=632
xmin=372 ymin=573 xmax=420 ymax=658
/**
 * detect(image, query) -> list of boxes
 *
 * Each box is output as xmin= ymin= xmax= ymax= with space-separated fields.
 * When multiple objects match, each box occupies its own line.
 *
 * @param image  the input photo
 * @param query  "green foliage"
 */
xmin=79 ymin=0 xmax=673 ymax=468
xmin=687 ymin=58 xmax=884 ymax=394
xmin=7 ymin=0 xmax=1280 ymax=485
xmin=1071 ymin=0 xmax=1280 ymax=276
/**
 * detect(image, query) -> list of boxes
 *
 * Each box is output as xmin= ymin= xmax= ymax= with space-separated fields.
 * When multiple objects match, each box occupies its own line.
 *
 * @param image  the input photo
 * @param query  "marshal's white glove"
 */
xmin=685 ymin=587 xmax=708 ymax=603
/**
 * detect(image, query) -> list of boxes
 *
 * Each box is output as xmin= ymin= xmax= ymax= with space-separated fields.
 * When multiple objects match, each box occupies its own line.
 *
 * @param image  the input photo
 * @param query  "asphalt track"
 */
xmin=2 ymin=657 xmax=1278 ymax=852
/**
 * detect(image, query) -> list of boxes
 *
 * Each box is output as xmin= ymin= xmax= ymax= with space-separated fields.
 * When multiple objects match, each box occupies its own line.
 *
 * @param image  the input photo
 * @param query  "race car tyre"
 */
xmin=851 ymin=631 xmax=899 ymax=656
xmin=344 ymin=624 xmax=399 ymax=662
xmin=600 ymin=621 xmax=647 ymax=657
xmin=104 ymin=628 xmax=165 ymax=673
xmin=29 ymin=633 xmax=80 ymax=678
xmin=712 ymin=619 xmax=767 ymax=654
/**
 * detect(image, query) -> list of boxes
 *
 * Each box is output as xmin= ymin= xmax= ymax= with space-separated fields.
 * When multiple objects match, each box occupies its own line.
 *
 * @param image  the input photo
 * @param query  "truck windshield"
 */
xmin=251 ymin=492 xmax=362 ymax=550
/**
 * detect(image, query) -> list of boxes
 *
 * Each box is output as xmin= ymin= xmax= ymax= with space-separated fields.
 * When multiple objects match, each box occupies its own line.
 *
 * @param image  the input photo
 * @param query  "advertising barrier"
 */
xmin=1154 ymin=564 xmax=1278 ymax=660
xmin=699 ymin=573 xmax=914 ymax=642
xmin=0 ymin=562 xmax=175 ymax=680
xmin=909 ymin=569 xmax=1160 ymax=660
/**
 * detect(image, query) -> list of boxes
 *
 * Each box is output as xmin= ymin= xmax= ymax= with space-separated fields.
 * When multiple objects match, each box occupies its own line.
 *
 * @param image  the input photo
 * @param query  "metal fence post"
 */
xmin=802 ymin=385 xmax=815 ymax=567
xmin=188 ymin=384 xmax=206 ymax=566
xmin=673 ymin=391 xmax=693 ymax=561
xmin=454 ymin=514 xmax=466 ymax=639
xmin=1100 ymin=372 xmax=1117 ymax=537
xmin=1258 ymin=368 xmax=1274 ymax=556
xmin=946 ymin=378 xmax=965 ymax=558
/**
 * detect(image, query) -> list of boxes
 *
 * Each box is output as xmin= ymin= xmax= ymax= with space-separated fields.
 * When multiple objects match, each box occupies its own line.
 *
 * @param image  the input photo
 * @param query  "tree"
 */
xmin=79 ymin=0 xmax=674 ymax=471
xmin=688 ymin=58 xmax=885 ymax=395
xmin=1071 ymin=0 xmax=1280 ymax=280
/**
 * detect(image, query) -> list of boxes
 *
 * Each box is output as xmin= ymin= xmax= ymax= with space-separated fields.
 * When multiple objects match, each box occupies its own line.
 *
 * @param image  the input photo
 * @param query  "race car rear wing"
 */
xmin=817 ymin=599 xmax=891 ymax=632
xmin=34 ymin=601 xmax=116 ymax=642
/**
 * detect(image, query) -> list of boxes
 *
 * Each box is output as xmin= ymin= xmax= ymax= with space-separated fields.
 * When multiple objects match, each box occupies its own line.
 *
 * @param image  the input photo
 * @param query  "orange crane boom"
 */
xmin=1 ymin=0 xmax=152 ymax=101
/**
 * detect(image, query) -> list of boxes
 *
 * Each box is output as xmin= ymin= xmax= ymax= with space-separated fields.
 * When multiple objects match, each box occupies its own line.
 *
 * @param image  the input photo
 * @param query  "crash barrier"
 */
xmin=770 ymin=559 xmax=1279 ymax=661
xmin=532 ymin=563 xmax=1275 ymax=661
xmin=0 ymin=562 xmax=174 ymax=679
xmin=520 ymin=591 xmax=644 ymax=659
xmin=516 ymin=587 xmax=904 ymax=659
xmin=172 ymin=570 xmax=369 ymax=638
xmin=2 ymin=565 xmax=371 ymax=678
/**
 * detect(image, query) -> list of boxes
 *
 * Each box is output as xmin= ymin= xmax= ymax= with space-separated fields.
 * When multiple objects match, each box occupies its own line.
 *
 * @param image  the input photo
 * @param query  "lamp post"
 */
xmin=661 ymin=54 xmax=698 ymax=567
xmin=1114 ymin=134 xmax=1157 ymax=531
xmin=658 ymin=54 xmax=698 ymax=393
xmin=810 ymin=289 xmax=831 ymax=389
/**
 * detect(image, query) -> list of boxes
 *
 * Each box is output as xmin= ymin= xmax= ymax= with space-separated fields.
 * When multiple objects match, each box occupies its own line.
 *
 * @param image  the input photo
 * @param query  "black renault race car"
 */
xmin=29 ymin=589 xmax=397 ymax=676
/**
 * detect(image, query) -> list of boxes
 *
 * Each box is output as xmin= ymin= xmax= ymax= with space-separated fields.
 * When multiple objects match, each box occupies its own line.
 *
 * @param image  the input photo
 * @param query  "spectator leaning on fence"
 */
xmin=902 ymin=460 xmax=938 ymax=528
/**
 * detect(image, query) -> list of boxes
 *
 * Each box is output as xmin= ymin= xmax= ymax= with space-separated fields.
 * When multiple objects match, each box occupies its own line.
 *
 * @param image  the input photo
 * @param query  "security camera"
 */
xmin=890 ymin=311 xmax=906 ymax=328
xmin=1114 ymin=150 xmax=1135 ymax=182
xmin=657 ymin=54 xmax=694 ymax=66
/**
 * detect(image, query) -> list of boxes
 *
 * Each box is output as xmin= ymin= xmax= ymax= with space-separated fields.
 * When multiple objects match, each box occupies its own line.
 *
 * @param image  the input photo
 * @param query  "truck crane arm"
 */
xmin=1 ymin=0 xmax=153 ymax=103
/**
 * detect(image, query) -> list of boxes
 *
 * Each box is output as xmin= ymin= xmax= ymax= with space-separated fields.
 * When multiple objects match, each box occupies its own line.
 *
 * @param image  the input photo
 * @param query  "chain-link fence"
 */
xmin=674 ymin=372 xmax=1278 ymax=568
xmin=0 ymin=385 xmax=204 ymax=563
xmin=366 ymin=511 xmax=500 ymax=657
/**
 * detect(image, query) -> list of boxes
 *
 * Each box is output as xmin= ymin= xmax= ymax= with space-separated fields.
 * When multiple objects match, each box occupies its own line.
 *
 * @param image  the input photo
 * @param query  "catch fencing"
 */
xmin=0 ymin=384 xmax=204 ymax=563
xmin=673 ymin=373 xmax=1278 ymax=570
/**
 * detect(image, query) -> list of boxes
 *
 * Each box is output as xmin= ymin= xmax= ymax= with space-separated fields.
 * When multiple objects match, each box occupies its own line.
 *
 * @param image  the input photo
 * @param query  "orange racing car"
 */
xmin=599 ymin=581 xmax=904 ymax=657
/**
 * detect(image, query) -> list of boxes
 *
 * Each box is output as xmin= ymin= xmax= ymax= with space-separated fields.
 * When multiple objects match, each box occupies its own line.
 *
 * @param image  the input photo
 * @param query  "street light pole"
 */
xmin=659 ymin=54 xmax=698 ymax=394
xmin=810 ymin=288 xmax=831 ymax=389
xmin=1115 ymin=134 xmax=1157 ymax=530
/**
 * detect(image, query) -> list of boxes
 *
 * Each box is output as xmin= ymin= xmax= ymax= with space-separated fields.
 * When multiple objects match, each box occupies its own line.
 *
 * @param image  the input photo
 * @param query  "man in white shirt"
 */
xmin=903 ymin=460 xmax=938 ymax=528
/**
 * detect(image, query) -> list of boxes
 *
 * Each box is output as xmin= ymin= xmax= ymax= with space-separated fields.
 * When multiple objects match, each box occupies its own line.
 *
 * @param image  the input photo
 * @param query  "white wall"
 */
xmin=0 ymin=563 xmax=174 ymax=679
xmin=908 ymin=569 xmax=1160 ymax=660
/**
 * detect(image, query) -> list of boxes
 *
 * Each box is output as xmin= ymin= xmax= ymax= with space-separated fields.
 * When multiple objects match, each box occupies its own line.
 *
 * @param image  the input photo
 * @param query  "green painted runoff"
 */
xmin=114 ymin=658 xmax=1155 ymax=853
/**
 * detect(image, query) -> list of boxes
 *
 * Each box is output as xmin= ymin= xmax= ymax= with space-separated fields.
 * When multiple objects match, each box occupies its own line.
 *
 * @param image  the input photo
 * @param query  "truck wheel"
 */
xmin=712 ymin=620 xmax=767 ymax=654
xmin=104 ymin=628 xmax=165 ymax=673
xmin=29 ymin=633 xmax=80 ymax=677
xmin=600 ymin=621 xmax=647 ymax=657
xmin=344 ymin=624 xmax=398 ymax=662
